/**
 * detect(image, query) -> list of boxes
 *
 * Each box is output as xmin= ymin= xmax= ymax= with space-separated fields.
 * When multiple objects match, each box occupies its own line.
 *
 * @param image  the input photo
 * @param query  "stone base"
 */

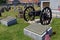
xmin=24 ymin=23 xmax=52 ymax=40
xmin=0 ymin=16 xmax=17 ymax=26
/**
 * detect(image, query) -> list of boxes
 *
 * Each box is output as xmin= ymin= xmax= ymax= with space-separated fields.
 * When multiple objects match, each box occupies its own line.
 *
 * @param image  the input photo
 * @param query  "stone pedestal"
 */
xmin=24 ymin=23 xmax=52 ymax=40
xmin=1 ymin=16 xmax=17 ymax=26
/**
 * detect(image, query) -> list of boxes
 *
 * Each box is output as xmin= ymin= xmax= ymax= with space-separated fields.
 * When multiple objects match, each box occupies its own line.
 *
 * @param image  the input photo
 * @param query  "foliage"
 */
xmin=0 ymin=0 xmax=6 ymax=4
xmin=51 ymin=18 xmax=60 ymax=40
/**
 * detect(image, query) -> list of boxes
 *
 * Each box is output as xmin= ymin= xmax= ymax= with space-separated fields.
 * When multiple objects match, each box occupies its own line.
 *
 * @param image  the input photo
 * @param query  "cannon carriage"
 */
xmin=23 ymin=6 xmax=52 ymax=25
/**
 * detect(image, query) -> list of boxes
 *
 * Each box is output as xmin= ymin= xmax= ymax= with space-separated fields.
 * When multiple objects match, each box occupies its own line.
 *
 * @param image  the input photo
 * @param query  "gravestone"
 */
xmin=1 ymin=16 xmax=17 ymax=26
xmin=24 ymin=23 xmax=52 ymax=40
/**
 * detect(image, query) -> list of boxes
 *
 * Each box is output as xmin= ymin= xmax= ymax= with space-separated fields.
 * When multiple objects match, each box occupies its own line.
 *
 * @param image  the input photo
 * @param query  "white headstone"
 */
xmin=50 ymin=0 xmax=58 ymax=10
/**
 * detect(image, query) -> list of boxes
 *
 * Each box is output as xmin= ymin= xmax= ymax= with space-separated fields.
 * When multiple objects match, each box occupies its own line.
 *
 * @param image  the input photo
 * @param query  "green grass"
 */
xmin=51 ymin=18 xmax=60 ymax=40
xmin=0 ymin=6 xmax=60 ymax=40
xmin=0 ymin=8 xmax=33 ymax=40
xmin=0 ymin=18 xmax=33 ymax=40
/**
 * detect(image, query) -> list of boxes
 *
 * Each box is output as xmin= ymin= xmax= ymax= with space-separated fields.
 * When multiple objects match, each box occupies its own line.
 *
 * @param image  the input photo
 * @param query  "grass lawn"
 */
xmin=0 ymin=18 xmax=32 ymax=40
xmin=0 ymin=8 xmax=32 ymax=40
xmin=51 ymin=18 xmax=60 ymax=40
xmin=0 ymin=6 xmax=60 ymax=40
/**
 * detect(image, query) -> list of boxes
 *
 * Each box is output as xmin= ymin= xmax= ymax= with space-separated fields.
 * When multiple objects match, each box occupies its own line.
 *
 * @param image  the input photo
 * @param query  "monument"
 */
xmin=24 ymin=23 xmax=52 ymax=40
xmin=0 ymin=16 xmax=17 ymax=26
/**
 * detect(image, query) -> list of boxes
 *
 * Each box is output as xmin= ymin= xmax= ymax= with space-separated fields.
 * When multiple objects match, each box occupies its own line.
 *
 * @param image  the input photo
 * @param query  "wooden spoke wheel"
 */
xmin=24 ymin=6 xmax=35 ymax=21
xmin=40 ymin=7 xmax=52 ymax=25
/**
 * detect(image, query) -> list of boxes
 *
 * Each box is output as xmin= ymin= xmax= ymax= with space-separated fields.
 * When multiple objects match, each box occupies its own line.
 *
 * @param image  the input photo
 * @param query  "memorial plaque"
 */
xmin=1 ymin=16 xmax=17 ymax=26
xmin=24 ymin=23 xmax=52 ymax=40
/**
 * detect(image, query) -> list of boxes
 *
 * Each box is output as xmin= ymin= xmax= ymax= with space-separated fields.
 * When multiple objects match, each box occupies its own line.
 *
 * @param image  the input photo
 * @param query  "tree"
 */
xmin=0 ymin=0 xmax=6 ymax=4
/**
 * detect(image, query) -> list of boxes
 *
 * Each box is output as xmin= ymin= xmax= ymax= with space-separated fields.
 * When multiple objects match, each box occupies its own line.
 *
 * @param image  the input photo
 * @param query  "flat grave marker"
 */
xmin=1 ymin=16 xmax=17 ymax=26
xmin=24 ymin=23 xmax=52 ymax=40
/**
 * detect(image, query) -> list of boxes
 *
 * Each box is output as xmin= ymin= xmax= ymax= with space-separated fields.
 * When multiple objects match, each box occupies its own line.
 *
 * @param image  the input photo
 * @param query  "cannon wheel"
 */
xmin=24 ymin=6 xmax=35 ymax=21
xmin=40 ymin=7 xmax=52 ymax=25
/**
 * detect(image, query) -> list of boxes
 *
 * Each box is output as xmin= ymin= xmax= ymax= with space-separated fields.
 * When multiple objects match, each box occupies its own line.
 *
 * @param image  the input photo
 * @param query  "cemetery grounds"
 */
xmin=0 ymin=5 xmax=60 ymax=40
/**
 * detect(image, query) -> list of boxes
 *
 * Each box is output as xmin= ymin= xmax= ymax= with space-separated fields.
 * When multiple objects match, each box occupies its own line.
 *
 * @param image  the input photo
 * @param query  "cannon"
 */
xmin=23 ymin=6 xmax=52 ymax=25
